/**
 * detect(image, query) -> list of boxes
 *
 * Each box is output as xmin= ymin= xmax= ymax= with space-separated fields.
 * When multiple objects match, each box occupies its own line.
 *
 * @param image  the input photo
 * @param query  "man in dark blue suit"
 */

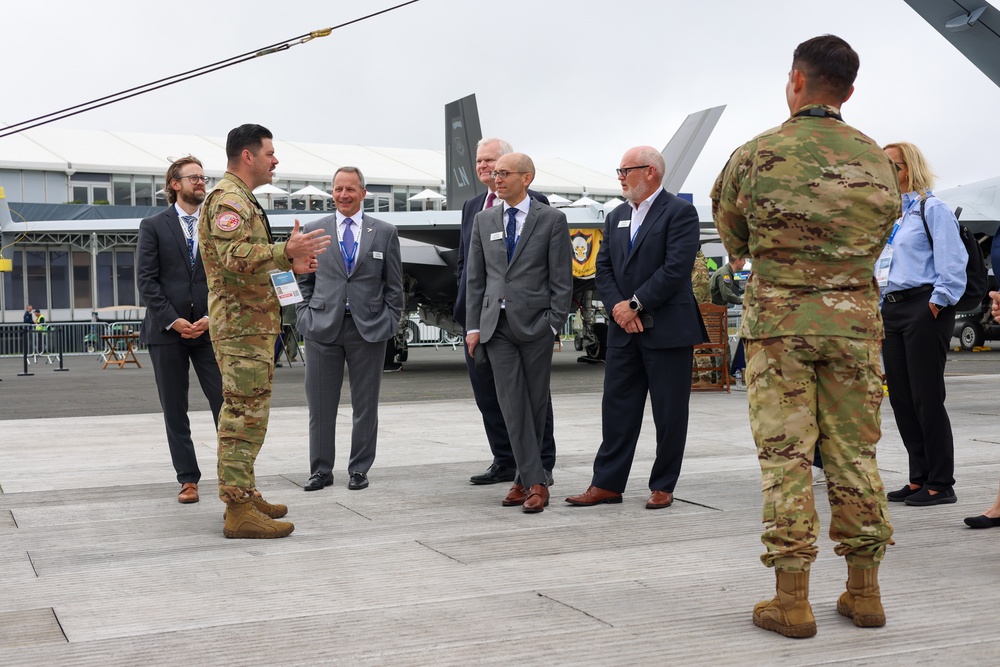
xmin=566 ymin=146 xmax=707 ymax=509
xmin=137 ymin=156 xmax=223 ymax=504
xmin=454 ymin=137 xmax=556 ymax=485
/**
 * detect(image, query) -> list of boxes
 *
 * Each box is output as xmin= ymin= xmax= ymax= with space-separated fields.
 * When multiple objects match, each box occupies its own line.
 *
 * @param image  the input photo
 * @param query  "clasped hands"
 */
xmin=612 ymin=299 xmax=644 ymax=334
xmin=286 ymin=219 xmax=332 ymax=274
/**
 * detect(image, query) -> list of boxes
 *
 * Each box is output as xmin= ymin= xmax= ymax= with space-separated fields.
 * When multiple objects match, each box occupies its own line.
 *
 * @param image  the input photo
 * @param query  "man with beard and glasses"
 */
xmin=138 ymin=155 xmax=224 ymax=505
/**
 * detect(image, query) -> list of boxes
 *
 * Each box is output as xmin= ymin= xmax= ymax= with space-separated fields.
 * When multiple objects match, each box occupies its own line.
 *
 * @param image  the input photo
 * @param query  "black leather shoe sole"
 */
xmin=304 ymin=474 xmax=333 ymax=492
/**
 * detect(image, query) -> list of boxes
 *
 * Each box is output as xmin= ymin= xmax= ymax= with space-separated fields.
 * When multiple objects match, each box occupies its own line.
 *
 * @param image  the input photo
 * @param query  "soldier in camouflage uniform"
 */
xmin=711 ymin=36 xmax=899 ymax=638
xmin=199 ymin=124 xmax=331 ymax=539
xmin=691 ymin=249 xmax=714 ymax=384
xmin=710 ymin=257 xmax=745 ymax=307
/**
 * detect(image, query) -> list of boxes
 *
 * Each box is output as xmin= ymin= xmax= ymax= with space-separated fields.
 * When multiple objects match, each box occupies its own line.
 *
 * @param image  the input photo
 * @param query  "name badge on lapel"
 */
xmin=617 ymin=219 xmax=631 ymax=228
xmin=373 ymin=251 xmax=384 ymax=260
xmin=490 ymin=231 xmax=503 ymax=241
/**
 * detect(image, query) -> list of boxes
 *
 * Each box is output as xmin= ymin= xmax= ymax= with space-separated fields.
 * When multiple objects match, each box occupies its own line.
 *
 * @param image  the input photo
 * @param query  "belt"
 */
xmin=883 ymin=285 xmax=933 ymax=303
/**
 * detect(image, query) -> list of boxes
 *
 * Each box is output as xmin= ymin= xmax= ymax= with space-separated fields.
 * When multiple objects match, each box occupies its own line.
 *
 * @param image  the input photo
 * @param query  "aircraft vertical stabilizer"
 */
xmin=904 ymin=0 xmax=1000 ymax=89
xmin=660 ymin=105 xmax=726 ymax=195
xmin=445 ymin=94 xmax=485 ymax=210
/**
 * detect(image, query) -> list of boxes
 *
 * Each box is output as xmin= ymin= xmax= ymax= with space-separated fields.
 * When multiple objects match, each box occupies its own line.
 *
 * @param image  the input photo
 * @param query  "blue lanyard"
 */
xmin=339 ymin=239 xmax=358 ymax=266
xmin=888 ymin=197 xmax=922 ymax=246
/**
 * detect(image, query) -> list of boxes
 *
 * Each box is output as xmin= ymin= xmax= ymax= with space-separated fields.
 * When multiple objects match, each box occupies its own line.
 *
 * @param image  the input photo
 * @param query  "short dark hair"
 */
xmin=226 ymin=124 xmax=273 ymax=161
xmin=792 ymin=35 xmax=859 ymax=101
xmin=164 ymin=155 xmax=203 ymax=205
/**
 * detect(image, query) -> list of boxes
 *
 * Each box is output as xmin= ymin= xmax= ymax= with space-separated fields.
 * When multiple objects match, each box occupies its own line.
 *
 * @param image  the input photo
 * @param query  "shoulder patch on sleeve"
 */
xmin=222 ymin=197 xmax=244 ymax=212
xmin=216 ymin=212 xmax=242 ymax=232
xmin=723 ymin=276 xmax=733 ymax=285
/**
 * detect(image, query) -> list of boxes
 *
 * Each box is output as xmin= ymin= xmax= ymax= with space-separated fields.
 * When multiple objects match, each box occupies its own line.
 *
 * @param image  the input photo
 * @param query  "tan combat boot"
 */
xmin=753 ymin=569 xmax=817 ymax=638
xmin=837 ymin=564 xmax=885 ymax=627
xmin=223 ymin=495 xmax=294 ymax=539
xmin=223 ymin=491 xmax=288 ymax=520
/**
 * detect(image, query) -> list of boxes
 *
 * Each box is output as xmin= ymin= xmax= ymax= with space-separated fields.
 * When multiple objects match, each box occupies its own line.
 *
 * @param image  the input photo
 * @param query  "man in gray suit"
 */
xmin=297 ymin=167 xmax=404 ymax=492
xmin=465 ymin=153 xmax=572 ymax=513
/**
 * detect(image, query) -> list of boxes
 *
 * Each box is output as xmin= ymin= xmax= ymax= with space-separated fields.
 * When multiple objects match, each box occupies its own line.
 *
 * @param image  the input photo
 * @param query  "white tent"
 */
xmin=290 ymin=185 xmax=331 ymax=198
xmin=253 ymin=183 xmax=289 ymax=208
xmin=407 ymin=188 xmax=446 ymax=201
xmin=569 ymin=196 xmax=601 ymax=207
xmin=253 ymin=184 xmax=289 ymax=195
xmin=547 ymin=193 xmax=572 ymax=207
xmin=601 ymin=197 xmax=625 ymax=209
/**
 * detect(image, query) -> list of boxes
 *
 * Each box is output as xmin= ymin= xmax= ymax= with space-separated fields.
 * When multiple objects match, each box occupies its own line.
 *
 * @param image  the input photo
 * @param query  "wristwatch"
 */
xmin=628 ymin=295 xmax=641 ymax=312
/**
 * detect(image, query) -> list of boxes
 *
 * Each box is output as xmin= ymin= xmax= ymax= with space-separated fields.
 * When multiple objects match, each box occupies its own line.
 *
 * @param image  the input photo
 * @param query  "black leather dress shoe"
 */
xmin=470 ymin=463 xmax=516 ymax=485
xmin=348 ymin=471 xmax=369 ymax=490
xmin=304 ymin=472 xmax=332 ymax=492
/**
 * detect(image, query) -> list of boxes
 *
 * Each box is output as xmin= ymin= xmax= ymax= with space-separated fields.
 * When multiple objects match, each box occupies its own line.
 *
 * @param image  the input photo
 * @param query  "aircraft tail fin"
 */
xmin=444 ymin=94 xmax=485 ymax=210
xmin=661 ymin=105 xmax=726 ymax=194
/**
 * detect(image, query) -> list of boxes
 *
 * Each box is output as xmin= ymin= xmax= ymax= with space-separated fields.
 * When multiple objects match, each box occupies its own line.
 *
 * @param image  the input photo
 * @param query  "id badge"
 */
xmin=874 ymin=245 xmax=893 ymax=288
xmin=269 ymin=269 xmax=303 ymax=305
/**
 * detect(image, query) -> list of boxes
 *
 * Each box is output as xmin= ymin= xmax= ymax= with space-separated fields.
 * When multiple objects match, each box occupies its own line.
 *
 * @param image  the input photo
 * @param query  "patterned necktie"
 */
xmin=181 ymin=215 xmax=197 ymax=268
xmin=485 ymin=192 xmax=497 ymax=209
xmin=343 ymin=217 xmax=355 ymax=273
xmin=505 ymin=207 xmax=517 ymax=263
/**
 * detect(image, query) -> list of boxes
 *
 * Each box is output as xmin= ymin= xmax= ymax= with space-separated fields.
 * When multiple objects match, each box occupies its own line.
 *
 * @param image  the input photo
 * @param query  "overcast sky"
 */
xmin=3 ymin=0 xmax=999 ymax=202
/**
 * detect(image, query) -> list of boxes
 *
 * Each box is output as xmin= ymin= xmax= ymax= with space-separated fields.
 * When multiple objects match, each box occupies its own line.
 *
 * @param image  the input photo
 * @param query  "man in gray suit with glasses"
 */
xmin=465 ymin=152 xmax=572 ymax=513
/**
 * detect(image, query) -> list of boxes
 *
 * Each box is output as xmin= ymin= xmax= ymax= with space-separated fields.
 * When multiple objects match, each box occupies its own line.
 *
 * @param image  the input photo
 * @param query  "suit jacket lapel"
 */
xmin=165 ymin=208 xmax=193 ymax=275
xmin=352 ymin=215 xmax=375 ymax=273
xmin=626 ymin=191 xmax=668 ymax=264
xmin=509 ymin=201 xmax=539 ymax=267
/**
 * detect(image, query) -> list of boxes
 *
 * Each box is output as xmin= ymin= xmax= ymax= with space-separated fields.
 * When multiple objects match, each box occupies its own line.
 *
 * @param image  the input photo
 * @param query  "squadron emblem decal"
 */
xmin=216 ymin=212 xmax=242 ymax=232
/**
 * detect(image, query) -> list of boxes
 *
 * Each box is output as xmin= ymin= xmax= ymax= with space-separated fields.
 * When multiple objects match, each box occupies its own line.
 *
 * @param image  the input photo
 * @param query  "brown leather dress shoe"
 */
xmin=523 ymin=484 xmax=549 ymax=513
xmin=646 ymin=490 xmax=673 ymax=509
xmin=565 ymin=485 xmax=622 ymax=506
xmin=502 ymin=483 xmax=527 ymax=506
xmin=178 ymin=482 xmax=199 ymax=504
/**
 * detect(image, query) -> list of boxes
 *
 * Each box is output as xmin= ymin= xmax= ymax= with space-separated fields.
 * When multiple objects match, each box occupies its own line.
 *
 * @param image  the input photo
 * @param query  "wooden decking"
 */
xmin=1 ymin=376 xmax=998 ymax=665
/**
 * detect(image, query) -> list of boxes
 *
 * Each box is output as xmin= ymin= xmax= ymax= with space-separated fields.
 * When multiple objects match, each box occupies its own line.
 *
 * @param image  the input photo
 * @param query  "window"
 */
xmin=26 ymin=250 xmax=47 ymax=308
xmin=116 ymin=250 xmax=136 ymax=306
xmin=2 ymin=249 xmax=24 ymax=311
xmin=97 ymin=251 xmax=114 ymax=307
xmin=50 ymin=250 xmax=70 ymax=308
xmin=73 ymin=251 xmax=92 ymax=308
xmin=135 ymin=177 xmax=153 ymax=206
xmin=114 ymin=177 xmax=132 ymax=206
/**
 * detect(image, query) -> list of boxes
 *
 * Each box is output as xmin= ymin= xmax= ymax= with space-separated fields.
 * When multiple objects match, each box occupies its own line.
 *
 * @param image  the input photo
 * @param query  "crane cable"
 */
xmin=0 ymin=0 xmax=419 ymax=139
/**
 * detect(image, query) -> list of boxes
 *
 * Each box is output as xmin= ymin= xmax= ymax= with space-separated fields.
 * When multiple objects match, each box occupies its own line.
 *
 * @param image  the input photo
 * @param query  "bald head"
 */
xmin=494 ymin=152 xmax=535 ymax=206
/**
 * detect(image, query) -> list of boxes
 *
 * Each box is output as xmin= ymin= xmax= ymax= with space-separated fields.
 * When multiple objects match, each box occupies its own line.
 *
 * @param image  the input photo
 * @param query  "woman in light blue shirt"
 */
xmin=879 ymin=142 xmax=966 ymax=507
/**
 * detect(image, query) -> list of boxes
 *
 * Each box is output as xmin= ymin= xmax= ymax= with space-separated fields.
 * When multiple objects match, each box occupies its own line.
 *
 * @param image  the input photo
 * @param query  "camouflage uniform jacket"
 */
xmin=710 ymin=104 xmax=901 ymax=340
xmin=199 ymin=172 xmax=292 ymax=341
xmin=691 ymin=249 xmax=711 ymax=304
xmin=710 ymin=263 xmax=743 ymax=306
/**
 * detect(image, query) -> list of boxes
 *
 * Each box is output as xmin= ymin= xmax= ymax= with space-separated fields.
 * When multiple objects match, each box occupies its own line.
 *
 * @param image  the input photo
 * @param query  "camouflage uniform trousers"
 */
xmin=214 ymin=334 xmax=278 ymax=500
xmin=744 ymin=335 xmax=893 ymax=572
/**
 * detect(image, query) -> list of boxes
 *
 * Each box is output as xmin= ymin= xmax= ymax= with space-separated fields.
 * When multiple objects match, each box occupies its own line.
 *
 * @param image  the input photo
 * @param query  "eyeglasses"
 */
xmin=892 ymin=161 xmax=906 ymax=173
xmin=176 ymin=175 xmax=209 ymax=183
xmin=616 ymin=165 xmax=650 ymax=177
xmin=489 ymin=170 xmax=524 ymax=180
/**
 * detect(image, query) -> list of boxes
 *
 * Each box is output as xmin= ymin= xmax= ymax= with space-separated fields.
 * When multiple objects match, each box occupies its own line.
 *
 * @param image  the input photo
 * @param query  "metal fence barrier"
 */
xmin=0 ymin=321 xmax=147 ymax=358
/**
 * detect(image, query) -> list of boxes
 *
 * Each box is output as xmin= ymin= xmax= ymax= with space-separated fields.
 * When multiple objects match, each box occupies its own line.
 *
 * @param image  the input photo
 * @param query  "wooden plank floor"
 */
xmin=1 ymin=377 xmax=999 ymax=665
